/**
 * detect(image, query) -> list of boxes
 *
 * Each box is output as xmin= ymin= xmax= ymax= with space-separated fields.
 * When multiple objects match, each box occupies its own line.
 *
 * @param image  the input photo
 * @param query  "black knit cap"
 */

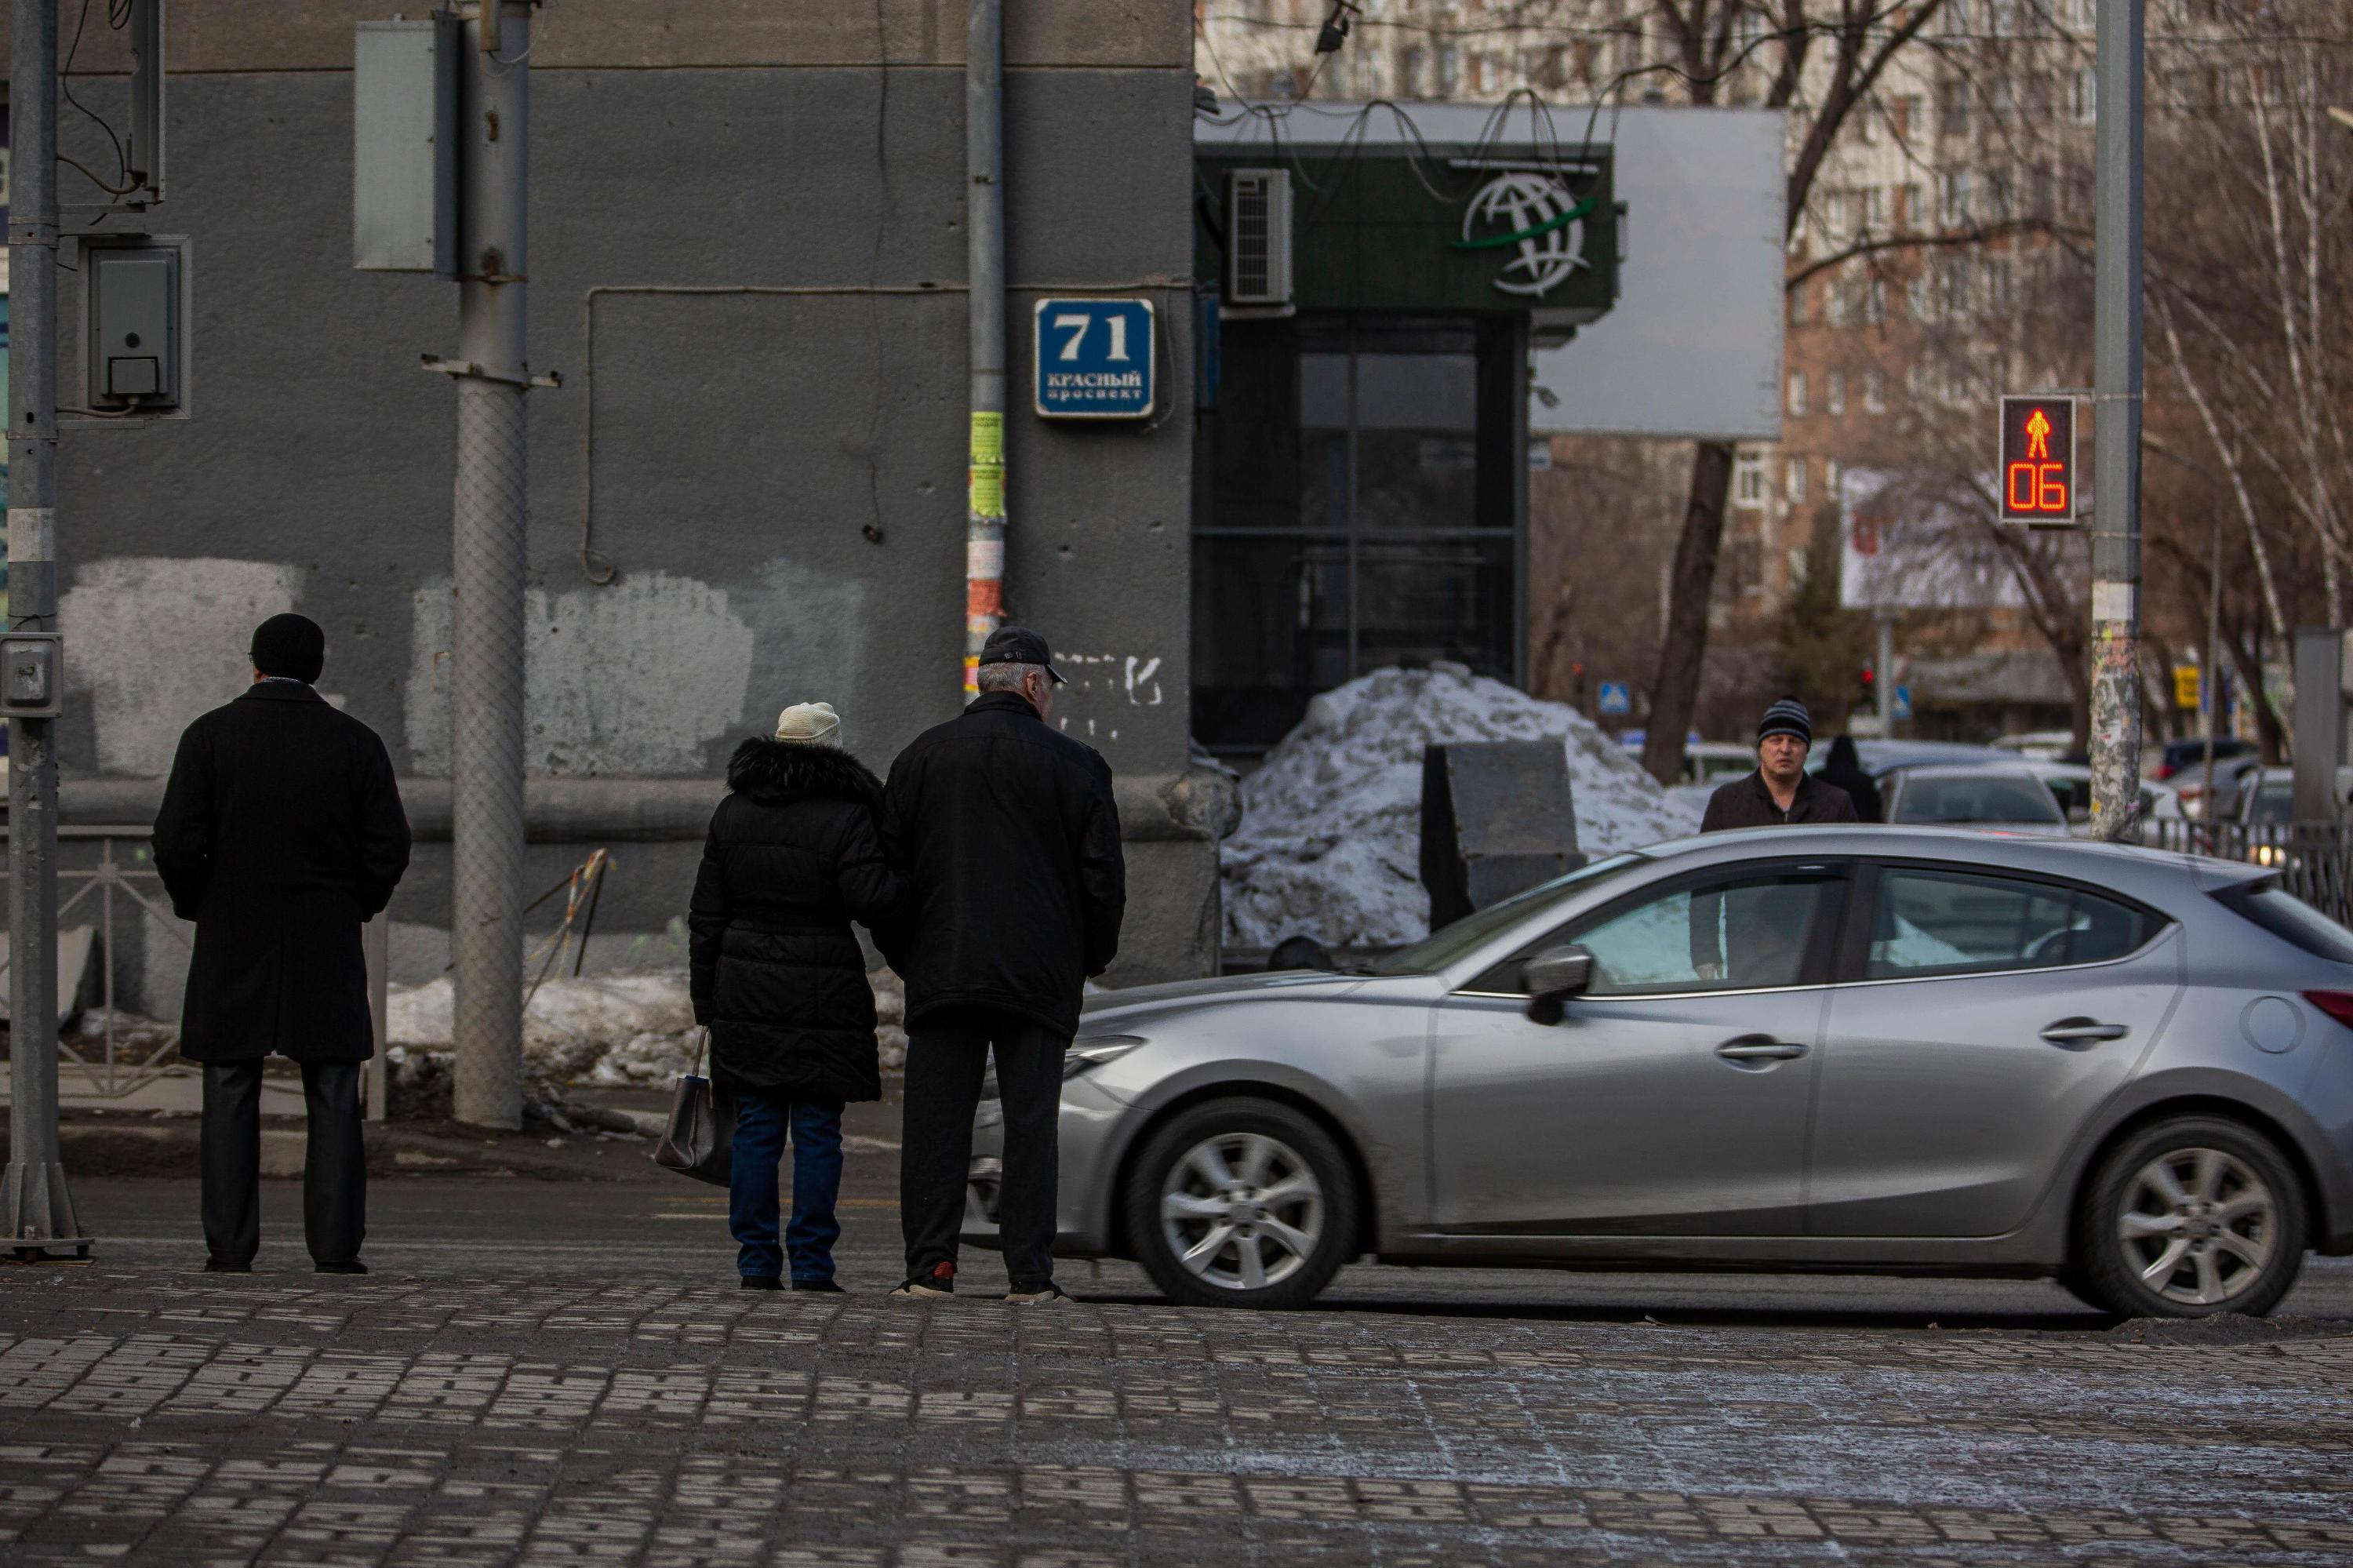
xmin=1758 ymin=694 xmax=1812 ymax=746
xmin=251 ymin=613 xmax=325 ymax=683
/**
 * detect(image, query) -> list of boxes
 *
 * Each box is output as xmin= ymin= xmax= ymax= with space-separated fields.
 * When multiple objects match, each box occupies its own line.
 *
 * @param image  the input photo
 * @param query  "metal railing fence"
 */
xmin=2141 ymin=819 xmax=2353 ymax=925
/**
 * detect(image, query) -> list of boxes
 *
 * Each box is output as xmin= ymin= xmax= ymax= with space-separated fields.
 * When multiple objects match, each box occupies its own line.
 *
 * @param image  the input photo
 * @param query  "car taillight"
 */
xmin=2304 ymin=991 xmax=2353 ymax=1029
xmin=2153 ymin=762 xmax=2177 ymax=780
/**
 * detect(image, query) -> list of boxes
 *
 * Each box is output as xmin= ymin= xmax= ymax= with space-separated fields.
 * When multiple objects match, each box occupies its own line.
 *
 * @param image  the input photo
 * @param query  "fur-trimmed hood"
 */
xmin=726 ymin=737 xmax=884 ymax=806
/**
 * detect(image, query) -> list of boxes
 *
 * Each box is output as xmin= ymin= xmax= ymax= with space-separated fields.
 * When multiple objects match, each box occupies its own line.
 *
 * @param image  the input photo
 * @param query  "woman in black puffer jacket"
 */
xmin=688 ymin=701 xmax=904 ymax=1292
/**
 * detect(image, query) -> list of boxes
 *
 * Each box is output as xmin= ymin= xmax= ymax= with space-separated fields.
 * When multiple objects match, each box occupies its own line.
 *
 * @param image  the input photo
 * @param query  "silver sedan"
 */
xmin=963 ymin=827 xmax=2353 ymax=1314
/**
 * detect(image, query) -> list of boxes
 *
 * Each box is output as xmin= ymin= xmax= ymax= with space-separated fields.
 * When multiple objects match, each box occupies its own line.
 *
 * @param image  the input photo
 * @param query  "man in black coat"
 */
xmin=154 ymin=614 xmax=411 ymax=1274
xmin=1692 ymin=695 xmax=1855 ymax=983
xmin=878 ymin=625 xmax=1125 ymax=1303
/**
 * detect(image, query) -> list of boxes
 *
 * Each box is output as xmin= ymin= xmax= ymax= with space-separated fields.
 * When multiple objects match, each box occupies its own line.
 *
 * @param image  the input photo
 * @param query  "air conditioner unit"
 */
xmin=1224 ymin=169 xmax=1294 ymax=313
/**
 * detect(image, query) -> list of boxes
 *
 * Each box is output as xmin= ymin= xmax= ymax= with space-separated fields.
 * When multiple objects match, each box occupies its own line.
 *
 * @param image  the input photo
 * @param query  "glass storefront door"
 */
xmin=1193 ymin=314 xmax=1527 ymax=754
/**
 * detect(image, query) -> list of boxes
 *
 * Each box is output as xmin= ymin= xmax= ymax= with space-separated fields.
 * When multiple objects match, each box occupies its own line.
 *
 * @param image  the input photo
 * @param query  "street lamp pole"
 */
xmin=2088 ymin=0 xmax=2146 ymax=841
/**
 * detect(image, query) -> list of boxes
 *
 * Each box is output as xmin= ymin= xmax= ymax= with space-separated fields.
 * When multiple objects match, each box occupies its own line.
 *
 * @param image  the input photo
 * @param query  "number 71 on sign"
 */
xmin=1998 ymin=394 xmax=2078 ymax=526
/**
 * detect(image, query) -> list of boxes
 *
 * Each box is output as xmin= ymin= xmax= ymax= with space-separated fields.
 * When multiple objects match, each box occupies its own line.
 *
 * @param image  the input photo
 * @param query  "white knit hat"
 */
xmin=773 ymin=701 xmax=841 ymax=746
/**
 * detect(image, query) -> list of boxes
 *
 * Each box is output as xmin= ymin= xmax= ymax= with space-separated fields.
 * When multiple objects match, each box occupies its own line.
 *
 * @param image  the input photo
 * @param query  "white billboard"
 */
xmin=1838 ymin=467 xmax=2027 ymax=613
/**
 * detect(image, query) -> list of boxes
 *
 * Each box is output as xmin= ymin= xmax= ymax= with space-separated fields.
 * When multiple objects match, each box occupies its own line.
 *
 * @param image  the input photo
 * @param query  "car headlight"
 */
xmin=1064 ymin=1035 xmax=1146 ymax=1079
xmin=978 ymin=1035 xmax=1146 ymax=1101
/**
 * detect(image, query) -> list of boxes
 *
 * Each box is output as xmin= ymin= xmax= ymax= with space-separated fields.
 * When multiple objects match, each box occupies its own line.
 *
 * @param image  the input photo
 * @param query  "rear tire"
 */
xmin=1124 ymin=1098 xmax=1358 ymax=1310
xmin=2073 ymin=1115 xmax=2306 ymax=1319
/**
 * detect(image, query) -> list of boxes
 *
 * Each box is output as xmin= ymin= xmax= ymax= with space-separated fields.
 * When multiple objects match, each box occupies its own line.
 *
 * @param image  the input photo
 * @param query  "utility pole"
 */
xmin=449 ymin=0 xmax=533 ymax=1128
xmin=2087 ymin=0 xmax=2145 ymax=841
xmin=963 ymin=0 xmax=1006 ymax=694
xmin=1875 ymin=615 xmax=1894 ymax=735
xmin=2 ymin=0 xmax=87 ymax=1257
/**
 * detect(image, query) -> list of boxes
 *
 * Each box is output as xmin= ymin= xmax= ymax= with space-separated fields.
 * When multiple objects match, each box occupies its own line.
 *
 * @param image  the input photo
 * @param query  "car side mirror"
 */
xmin=1522 ymin=944 xmax=1594 ymax=1024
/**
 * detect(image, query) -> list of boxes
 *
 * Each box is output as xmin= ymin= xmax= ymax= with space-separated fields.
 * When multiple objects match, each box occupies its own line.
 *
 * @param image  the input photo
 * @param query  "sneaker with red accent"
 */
xmin=889 ymin=1261 xmax=955 ymax=1298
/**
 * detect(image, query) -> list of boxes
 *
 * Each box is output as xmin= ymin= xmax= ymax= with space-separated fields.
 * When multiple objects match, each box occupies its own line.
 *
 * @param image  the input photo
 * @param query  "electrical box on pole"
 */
xmin=352 ymin=16 xmax=460 ymax=277
xmin=75 ymin=233 xmax=190 ymax=417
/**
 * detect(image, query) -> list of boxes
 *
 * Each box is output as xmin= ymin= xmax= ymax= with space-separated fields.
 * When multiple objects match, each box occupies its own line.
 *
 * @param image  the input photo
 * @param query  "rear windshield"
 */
xmin=2215 ymin=880 xmax=2353 ymax=965
xmin=1893 ymin=774 xmax=2067 ymax=826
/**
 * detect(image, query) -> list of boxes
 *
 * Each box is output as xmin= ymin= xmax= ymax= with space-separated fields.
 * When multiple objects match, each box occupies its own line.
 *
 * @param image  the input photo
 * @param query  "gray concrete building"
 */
xmin=5 ymin=2 xmax=1230 ymax=1013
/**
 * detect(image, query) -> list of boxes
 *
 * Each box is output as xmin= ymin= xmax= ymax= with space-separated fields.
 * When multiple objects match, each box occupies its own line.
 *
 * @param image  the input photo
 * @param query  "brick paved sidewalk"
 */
xmin=5 ymin=1255 xmax=2351 ymax=1566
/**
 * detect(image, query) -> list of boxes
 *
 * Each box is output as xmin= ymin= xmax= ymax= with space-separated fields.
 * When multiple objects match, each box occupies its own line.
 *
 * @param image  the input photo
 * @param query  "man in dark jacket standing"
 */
xmin=1697 ymin=696 xmax=1860 ymax=831
xmin=154 ymin=615 xmax=411 ymax=1275
xmin=879 ymin=626 xmax=1125 ymax=1303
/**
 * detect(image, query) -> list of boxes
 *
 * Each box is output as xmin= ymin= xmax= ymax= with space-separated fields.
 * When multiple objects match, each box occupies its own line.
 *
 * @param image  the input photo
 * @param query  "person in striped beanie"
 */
xmin=1697 ymin=695 xmax=1860 ymax=831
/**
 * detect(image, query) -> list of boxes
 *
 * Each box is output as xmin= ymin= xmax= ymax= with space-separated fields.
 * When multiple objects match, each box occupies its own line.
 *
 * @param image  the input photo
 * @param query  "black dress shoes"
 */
xmin=791 ymin=1279 xmax=846 ymax=1293
xmin=740 ymin=1275 xmax=783 ymax=1291
xmin=202 ymin=1260 xmax=252 ymax=1274
xmin=314 ymin=1261 xmax=369 ymax=1275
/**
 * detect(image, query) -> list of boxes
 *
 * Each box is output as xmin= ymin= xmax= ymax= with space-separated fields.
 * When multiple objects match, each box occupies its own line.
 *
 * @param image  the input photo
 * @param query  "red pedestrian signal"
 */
xmin=1998 ymin=395 xmax=2077 ymax=525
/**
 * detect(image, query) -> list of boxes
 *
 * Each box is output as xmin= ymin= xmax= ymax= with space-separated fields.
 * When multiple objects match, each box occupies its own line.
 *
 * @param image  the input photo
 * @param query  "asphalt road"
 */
xmin=5 ymin=1171 xmax=2351 ymax=1565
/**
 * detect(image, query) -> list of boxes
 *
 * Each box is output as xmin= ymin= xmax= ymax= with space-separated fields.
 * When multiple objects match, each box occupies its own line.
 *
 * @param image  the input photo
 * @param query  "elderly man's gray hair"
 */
xmin=976 ymin=661 xmax=1049 ymax=693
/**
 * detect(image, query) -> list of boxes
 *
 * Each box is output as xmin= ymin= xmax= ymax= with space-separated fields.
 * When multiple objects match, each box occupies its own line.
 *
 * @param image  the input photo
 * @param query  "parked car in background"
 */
xmin=965 ymin=828 xmax=2353 ymax=1316
xmin=2174 ymin=753 xmax=2264 ymax=823
xmin=1990 ymin=729 xmax=2077 ymax=761
xmin=1877 ymin=764 xmax=2075 ymax=836
xmin=2020 ymin=760 xmax=2183 ymax=838
xmin=1684 ymin=741 xmax=1758 ymax=785
xmin=2149 ymin=735 xmax=2257 ymax=783
xmin=1817 ymin=740 xmax=2012 ymax=778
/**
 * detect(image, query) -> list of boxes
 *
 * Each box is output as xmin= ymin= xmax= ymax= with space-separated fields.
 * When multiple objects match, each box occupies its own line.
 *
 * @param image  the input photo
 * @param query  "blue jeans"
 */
xmin=727 ymin=1091 xmax=845 ymax=1283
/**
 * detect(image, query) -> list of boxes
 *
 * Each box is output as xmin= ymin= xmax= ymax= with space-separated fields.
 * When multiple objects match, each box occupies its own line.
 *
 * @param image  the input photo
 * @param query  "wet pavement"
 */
xmin=2 ymin=1176 xmax=2350 ymax=1564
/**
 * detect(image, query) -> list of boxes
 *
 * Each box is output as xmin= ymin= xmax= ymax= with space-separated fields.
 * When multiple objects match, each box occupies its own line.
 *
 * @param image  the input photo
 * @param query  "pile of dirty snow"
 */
xmin=1220 ymin=663 xmax=1684 ymax=950
xmin=385 ymin=966 xmax=909 ymax=1090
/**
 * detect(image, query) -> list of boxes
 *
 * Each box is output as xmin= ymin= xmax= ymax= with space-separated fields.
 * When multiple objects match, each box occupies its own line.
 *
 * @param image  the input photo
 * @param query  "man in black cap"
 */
xmin=877 ymin=625 xmax=1125 ymax=1303
xmin=1697 ymin=694 xmax=1859 ymax=831
xmin=154 ymin=614 xmax=411 ymax=1274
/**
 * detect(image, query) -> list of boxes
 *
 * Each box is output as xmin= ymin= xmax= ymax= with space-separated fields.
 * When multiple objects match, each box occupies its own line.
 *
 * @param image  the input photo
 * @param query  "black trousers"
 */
xmin=901 ymin=1008 xmax=1067 ymax=1290
xmin=201 ymin=1059 xmax=366 ymax=1268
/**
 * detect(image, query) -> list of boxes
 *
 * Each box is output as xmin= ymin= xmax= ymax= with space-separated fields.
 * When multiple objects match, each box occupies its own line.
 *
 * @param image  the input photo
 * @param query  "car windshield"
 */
xmin=1893 ymin=773 xmax=2068 ymax=826
xmin=2249 ymin=782 xmax=2293 ymax=826
xmin=1368 ymin=853 xmax=1647 ymax=975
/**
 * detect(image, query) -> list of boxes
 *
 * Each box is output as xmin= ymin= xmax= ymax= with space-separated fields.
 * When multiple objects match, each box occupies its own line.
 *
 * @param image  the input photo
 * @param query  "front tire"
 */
xmin=1124 ymin=1098 xmax=1358 ymax=1309
xmin=2074 ymin=1116 xmax=2307 ymax=1318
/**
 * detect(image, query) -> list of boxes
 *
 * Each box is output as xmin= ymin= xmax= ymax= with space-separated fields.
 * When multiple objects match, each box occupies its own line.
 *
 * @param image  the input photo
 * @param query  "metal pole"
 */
xmin=364 ymin=916 xmax=390 ymax=1123
xmin=1876 ymin=614 xmax=1894 ymax=734
xmin=449 ymin=0 xmax=530 ymax=1128
xmin=963 ymin=0 xmax=1006 ymax=695
xmin=2201 ymin=515 xmax=2221 ymax=817
xmin=2 ymin=0 xmax=85 ymax=1257
xmin=2088 ymin=0 xmax=2145 ymax=841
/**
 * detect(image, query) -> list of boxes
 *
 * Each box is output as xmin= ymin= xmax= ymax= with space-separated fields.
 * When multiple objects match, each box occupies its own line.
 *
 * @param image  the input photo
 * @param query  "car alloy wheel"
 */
xmin=2116 ymin=1148 xmax=2277 ymax=1308
xmin=2075 ymin=1115 xmax=2306 ymax=1319
xmin=1159 ymin=1131 xmax=1326 ymax=1292
xmin=1124 ymin=1097 xmax=1358 ymax=1309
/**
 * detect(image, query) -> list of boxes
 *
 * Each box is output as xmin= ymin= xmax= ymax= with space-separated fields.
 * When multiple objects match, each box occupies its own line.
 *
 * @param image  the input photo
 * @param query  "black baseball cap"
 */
xmin=977 ymin=624 xmax=1067 ymax=686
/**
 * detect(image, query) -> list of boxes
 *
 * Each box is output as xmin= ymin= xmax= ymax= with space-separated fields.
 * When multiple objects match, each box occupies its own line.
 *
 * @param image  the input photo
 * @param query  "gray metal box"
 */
xmin=353 ymin=17 xmax=460 ymax=276
xmin=0 ymin=635 xmax=64 ymax=718
xmin=82 ymin=238 xmax=186 ymax=413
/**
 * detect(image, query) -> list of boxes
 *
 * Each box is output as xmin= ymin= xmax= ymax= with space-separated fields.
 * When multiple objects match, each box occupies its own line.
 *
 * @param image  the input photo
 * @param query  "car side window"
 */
xmin=1458 ymin=868 xmax=1838 ymax=998
xmin=1866 ymin=868 xmax=2155 ymax=980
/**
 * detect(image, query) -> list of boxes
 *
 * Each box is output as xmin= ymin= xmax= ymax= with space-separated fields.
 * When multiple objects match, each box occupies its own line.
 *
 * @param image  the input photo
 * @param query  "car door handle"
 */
xmin=2040 ymin=1018 xmax=2129 ymax=1046
xmin=1716 ymin=1039 xmax=1808 ymax=1061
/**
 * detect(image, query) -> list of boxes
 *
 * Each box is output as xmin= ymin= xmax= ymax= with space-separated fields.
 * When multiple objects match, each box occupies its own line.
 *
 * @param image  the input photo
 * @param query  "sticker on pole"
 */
xmin=1035 ymin=298 xmax=1155 ymax=420
xmin=1998 ymin=395 xmax=2077 ymax=526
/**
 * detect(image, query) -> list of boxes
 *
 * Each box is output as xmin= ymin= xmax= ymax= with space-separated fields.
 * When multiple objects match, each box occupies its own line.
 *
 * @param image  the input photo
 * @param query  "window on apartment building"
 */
xmin=1790 ymin=283 xmax=1809 ymax=326
xmin=1824 ymin=457 xmax=1842 ymax=501
xmin=1864 ymin=368 xmax=1889 ymax=414
xmin=1944 ymin=357 xmax=1973 ymax=404
xmin=2075 ymin=68 xmax=2097 ymax=123
xmin=1401 ymin=47 xmax=1426 ymax=97
xmin=1731 ymin=537 xmax=1764 ymax=594
xmin=1826 ymin=370 xmax=1847 ymax=417
xmin=1820 ymin=189 xmax=1849 ymax=242
xmin=1939 ymin=78 xmax=1971 ymax=136
xmin=1894 ymin=95 xmax=1923 ymax=141
xmin=1982 ymin=258 xmax=2013 ymax=316
xmin=1537 ymin=46 xmax=1567 ymax=90
xmin=1989 ymin=0 xmax=2017 ymax=39
xmin=1860 ymin=187 xmax=1885 ymax=231
xmin=1944 ymin=0 xmax=1973 ymax=37
xmin=1940 ymin=171 xmax=1973 ymax=227
xmin=1859 ymin=97 xmax=1882 ymax=145
xmin=1984 ymin=172 xmax=2014 ymax=223
xmin=1733 ymin=452 xmax=1767 ymax=509
xmin=1787 ymin=371 xmax=1808 ymax=417
xmin=1907 ymin=271 xmax=1929 ymax=322
xmin=1907 ymin=362 xmax=1930 ymax=402
xmin=1898 ymin=184 xmax=1922 ymax=231
xmin=1825 ymin=282 xmax=1850 ymax=327
xmin=1991 ymin=77 xmax=2016 ymax=121
xmin=1785 ymin=457 xmax=1807 ymax=505
xmin=1863 ymin=278 xmax=1887 ymax=326
xmin=1439 ymin=46 xmax=1461 ymax=96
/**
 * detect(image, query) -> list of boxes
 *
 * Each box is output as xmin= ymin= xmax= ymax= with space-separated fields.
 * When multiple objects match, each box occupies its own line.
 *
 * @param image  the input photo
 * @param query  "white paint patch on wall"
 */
xmin=406 ymin=572 xmax=756 ymax=775
xmin=61 ymin=557 xmax=300 ymax=776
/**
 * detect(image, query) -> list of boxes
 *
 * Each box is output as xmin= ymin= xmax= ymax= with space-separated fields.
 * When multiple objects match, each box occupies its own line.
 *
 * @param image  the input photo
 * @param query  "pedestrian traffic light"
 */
xmin=1858 ymin=666 xmax=1875 ymax=706
xmin=1998 ymin=395 xmax=2077 ymax=526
